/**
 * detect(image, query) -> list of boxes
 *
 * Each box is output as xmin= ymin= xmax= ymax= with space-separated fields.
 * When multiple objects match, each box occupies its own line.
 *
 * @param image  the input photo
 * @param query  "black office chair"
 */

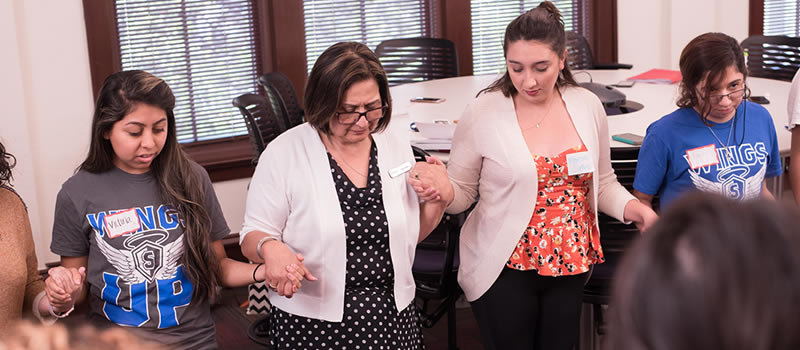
xmin=566 ymin=31 xmax=632 ymax=70
xmin=232 ymin=93 xmax=287 ymax=166
xmin=257 ymin=72 xmax=305 ymax=129
xmin=376 ymin=37 xmax=459 ymax=86
xmin=741 ymin=35 xmax=800 ymax=82
xmin=411 ymin=146 xmax=463 ymax=350
xmin=580 ymin=147 xmax=654 ymax=348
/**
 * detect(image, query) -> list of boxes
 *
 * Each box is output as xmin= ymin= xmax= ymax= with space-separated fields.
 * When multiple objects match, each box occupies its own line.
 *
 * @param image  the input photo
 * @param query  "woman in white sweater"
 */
xmin=419 ymin=2 xmax=658 ymax=349
xmin=239 ymin=42 xmax=448 ymax=350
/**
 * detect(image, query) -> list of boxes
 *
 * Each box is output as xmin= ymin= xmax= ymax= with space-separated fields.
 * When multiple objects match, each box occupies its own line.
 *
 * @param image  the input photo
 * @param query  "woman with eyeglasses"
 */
xmin=239 ymin=41 xmax=449 ymax=350
xmin=633 ymin=32 xmax=782 ymax=209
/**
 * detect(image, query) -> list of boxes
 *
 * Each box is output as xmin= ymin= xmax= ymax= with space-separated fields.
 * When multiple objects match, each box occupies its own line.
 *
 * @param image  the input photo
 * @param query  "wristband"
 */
xmin=253 ymin=263 xmax=264 ymax=283
xmin=256 ymin=236 xmax=277 ymax=260
xmin=49 ymin=303 xmax=74 ymax=319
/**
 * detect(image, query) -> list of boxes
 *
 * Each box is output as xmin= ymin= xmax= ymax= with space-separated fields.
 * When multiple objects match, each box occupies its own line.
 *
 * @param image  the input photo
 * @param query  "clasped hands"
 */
xmin=44 ymin=266 xmax=86 ymax=315
xmin=408 ymin=156 xmax=453 ymax=204
xmin=258 ymin=239 xmax=317 ymax=298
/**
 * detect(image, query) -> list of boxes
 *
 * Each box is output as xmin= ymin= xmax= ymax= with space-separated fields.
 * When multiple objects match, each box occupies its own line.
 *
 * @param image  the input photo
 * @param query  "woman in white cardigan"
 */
xmin=238 ymin=42 xmax=448 ymax=350
xmin=418 ymin=3 xmax=658 ymax=349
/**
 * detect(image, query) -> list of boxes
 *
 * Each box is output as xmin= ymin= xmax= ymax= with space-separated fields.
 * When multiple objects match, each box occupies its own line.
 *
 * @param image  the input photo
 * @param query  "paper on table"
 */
xmin=628 ymin=69 xmax=682 ymax=84
xmin=415 ymin=122 xmax=456 ymax=140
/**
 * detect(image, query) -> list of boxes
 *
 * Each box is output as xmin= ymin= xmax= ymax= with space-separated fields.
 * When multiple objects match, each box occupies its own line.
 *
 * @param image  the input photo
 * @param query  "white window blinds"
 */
xmin=116 ymin=0 xmax=259 ymax=143
xmin=763 ymin=0 xmax=800 ymax=36
xmin=471 ymin=0 xmax=587 ymax=75
xmin=303 ymin=0 xmax=432 ymax=72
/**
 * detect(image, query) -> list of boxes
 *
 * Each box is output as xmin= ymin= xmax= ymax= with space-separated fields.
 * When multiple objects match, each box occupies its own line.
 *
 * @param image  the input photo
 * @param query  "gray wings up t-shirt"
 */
xmin=51 ymin=165 xmax=229 ymax=350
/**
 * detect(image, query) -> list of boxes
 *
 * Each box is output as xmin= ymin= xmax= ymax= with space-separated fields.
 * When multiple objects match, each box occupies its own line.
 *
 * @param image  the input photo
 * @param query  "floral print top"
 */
xmin=506 ymin=144 xmax=603 ymax=276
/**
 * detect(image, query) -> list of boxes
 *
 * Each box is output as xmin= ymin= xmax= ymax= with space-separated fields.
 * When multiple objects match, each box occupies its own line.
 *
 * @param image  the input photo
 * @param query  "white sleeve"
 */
xmin=446 ymin=103 xmax=482 ymax=214
xmin=788 ymin=69 xmax=800 ymax=127
xmin=240 ymin=146 xmax=290 ymax=244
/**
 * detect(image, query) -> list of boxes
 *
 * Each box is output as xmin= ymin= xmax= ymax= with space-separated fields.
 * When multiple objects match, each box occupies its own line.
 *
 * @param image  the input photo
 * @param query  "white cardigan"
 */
xmin=446 ymin=86 xmax=635 ymax=301
xmin=240 ymin=123 xmax=420 ymax=322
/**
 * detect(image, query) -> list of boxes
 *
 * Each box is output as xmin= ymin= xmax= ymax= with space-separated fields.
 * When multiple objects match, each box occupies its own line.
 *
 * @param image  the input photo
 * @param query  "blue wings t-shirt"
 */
xmin=633 ymin=100 xmax=782 ymax=209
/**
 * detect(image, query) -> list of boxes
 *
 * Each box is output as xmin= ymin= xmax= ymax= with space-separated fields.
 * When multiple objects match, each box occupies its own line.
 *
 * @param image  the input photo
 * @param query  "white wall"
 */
xmin=1 ymin=0 xmax=754 ymax=268
xmin=618 ymin=0 xmax=750 ymax=70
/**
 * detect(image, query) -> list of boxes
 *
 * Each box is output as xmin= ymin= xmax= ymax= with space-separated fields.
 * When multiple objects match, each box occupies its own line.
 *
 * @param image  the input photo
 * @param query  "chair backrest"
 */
xmin=232 ymin=93 xmax=287 ymax=166
xmin=741 ymin=35 xmax=800 ymax=82
xmin=257 ymin=72 xmax=304 ymax=129
xmin=598 ymin=147 xmax=643 ymax=254
xmin=375 ymin=37 xmax=459 ymax=86
xmin=566 ymin=31 xmax=594 ymax=70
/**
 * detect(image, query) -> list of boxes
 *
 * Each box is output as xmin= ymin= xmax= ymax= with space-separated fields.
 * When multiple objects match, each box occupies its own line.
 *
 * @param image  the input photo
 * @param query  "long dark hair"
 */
xmin=304 ymin=42 xmax=392 ymax=134
xmin=481 ymin=1 xmax=578 ymax=97
xmin=607 ymin=192 xmax=800 ymax=350
xmin=0 ymin=141 xmax=16 ymax=187
xmin=677 ymin=32 xmax=747 ymax=124
xmin=81 ymin=70 xmax=220 ymax=303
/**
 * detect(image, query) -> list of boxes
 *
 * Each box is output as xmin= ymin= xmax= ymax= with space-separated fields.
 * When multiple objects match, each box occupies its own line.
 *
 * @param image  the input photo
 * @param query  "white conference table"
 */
xmin=389 ymin=69 xmax=793 ymax=154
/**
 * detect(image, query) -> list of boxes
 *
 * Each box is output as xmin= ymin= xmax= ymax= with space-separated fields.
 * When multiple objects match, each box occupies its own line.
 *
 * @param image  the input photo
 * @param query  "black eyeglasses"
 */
xmin=705 ymin=87 xmax=747 ymax=104
xmin=335 ymin=105 xmax=387 ymax=125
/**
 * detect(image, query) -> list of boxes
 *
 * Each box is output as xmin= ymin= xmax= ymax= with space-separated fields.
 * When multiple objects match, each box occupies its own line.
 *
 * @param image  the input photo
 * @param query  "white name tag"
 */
xmin=566 ymin=151 xmax=594 ymax=176
xmin=104 ymin=208 xmax=141 ymax=238
xmin=389 ymin=161 xmax=412 ymax=178
xmin=685 ymin=144 xmax=719 ymax=169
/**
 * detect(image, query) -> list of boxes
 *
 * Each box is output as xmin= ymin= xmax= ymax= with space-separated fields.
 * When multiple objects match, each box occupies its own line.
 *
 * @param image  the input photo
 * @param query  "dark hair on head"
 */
xmin=481 ymin=1 xmax=578 ymax=97
xmin=304 ymin=42 xmax=392 ymax=134
xmin=607 ymin=192 xmax=800 ymax=350
xmin=677 ymin=32 xmax=747 ymax=124
xmin=0 ymin=141 xmax=16 ymax=186
xmin=81 ymin=70 xmax=221 ymax=303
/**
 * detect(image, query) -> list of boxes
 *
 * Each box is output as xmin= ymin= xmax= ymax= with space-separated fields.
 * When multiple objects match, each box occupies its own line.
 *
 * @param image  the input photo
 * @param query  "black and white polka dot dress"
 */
xmin=269 ymin=142 xmax=424 ymax=350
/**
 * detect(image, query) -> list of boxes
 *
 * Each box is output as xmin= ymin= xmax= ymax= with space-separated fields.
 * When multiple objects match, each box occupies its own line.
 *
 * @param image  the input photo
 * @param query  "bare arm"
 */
xmin=214 ymin=240 xmax=268 ymax=288
xmin=791 ymin=128 xmax=800 ymax=204
xmin=761 ymin=182 xmax=776 ymax=201
xmin=633 ymin=189 xmax=655 ymax=209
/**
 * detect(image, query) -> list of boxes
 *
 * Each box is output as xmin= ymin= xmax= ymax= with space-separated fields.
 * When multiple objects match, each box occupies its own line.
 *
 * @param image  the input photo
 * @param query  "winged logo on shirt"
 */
xmin=96 ymin=229 xmax=184 ymax=284
xmin=689 ymin=162 xmax=766 ymax=200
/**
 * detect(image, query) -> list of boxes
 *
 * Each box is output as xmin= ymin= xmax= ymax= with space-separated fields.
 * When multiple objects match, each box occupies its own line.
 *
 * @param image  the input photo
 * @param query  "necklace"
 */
xmin=326 ymin=141 xmax=368 ymax=178
xmin=522 ymin=95 xmax=556 ymax=131
xmin=331 ymin=152 xmax=367 ymax=178
xmin=706 ymin=116 xmax=736 ymax=161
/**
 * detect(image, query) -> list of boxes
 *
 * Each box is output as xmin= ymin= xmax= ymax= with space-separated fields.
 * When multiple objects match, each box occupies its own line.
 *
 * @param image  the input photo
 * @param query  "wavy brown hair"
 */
xmin=304 ymin=42 xmax=392 ymax=134
xmin=81 ymin=70 xmax=220 ymax=303
xmin=607 ymin=193 xmax=800 ymax=350
xmin=481 ymin=1 xmax=578 ymax=97
xmin=676 ymin=32 xmax=747 ymax=125
xmin=0 ymin=141 xmax=16 ymax=187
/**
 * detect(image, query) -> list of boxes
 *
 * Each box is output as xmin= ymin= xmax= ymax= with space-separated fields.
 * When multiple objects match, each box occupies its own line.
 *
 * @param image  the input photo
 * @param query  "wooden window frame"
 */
xmin=749 ymin=0 xmax=764 ymax=36
xmin=83 ymin=0 xmax=615 ymax=181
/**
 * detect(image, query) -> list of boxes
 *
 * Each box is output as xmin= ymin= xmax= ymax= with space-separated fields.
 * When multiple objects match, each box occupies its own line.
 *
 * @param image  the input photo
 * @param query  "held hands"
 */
xmin=408 ymin=156 xmax=454 ymax=205
xmin=260 ymin=240 xmax=317 ymax=298
xmin=624 ymin=198 xmax=659 ymax=233
xmin=44 ymin=266 xmax=86 ymax=314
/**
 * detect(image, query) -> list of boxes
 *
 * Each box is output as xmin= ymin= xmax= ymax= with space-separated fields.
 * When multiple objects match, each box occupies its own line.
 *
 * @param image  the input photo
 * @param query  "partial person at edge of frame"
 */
xmin=607 ymin=192 xmax=800 ymax=350
xmin=46 ymin=70 xmax=272 ymax=349
xmin=0 ymin=320 xmax=166 ymax=350
xmin=786 ymin=68 xmax=800 ymax=204
xmin=238 ymin=41 xmax=450 ymax=349
xmin=633 ymin=32 xmax=782 ymax=210
xmin=0 ymin=141 xmax=79 ymax=333
xmin=413 ymin=2 xmax=657 ymax=349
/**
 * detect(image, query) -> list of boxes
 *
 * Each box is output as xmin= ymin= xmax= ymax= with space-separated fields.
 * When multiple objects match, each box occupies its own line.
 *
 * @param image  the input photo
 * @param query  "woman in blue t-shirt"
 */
xmin=633 ymin=32 xmax=782 ymax=209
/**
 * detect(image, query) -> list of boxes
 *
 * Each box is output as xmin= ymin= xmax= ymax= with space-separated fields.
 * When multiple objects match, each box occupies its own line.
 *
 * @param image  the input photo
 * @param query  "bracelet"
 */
xmin=255 ymin=236 xmax=277 ymax=260
xmin=253 ymin=263 xmax=264 ymax=283
xmin=49 ymin=303 xmax=74 ymax=319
